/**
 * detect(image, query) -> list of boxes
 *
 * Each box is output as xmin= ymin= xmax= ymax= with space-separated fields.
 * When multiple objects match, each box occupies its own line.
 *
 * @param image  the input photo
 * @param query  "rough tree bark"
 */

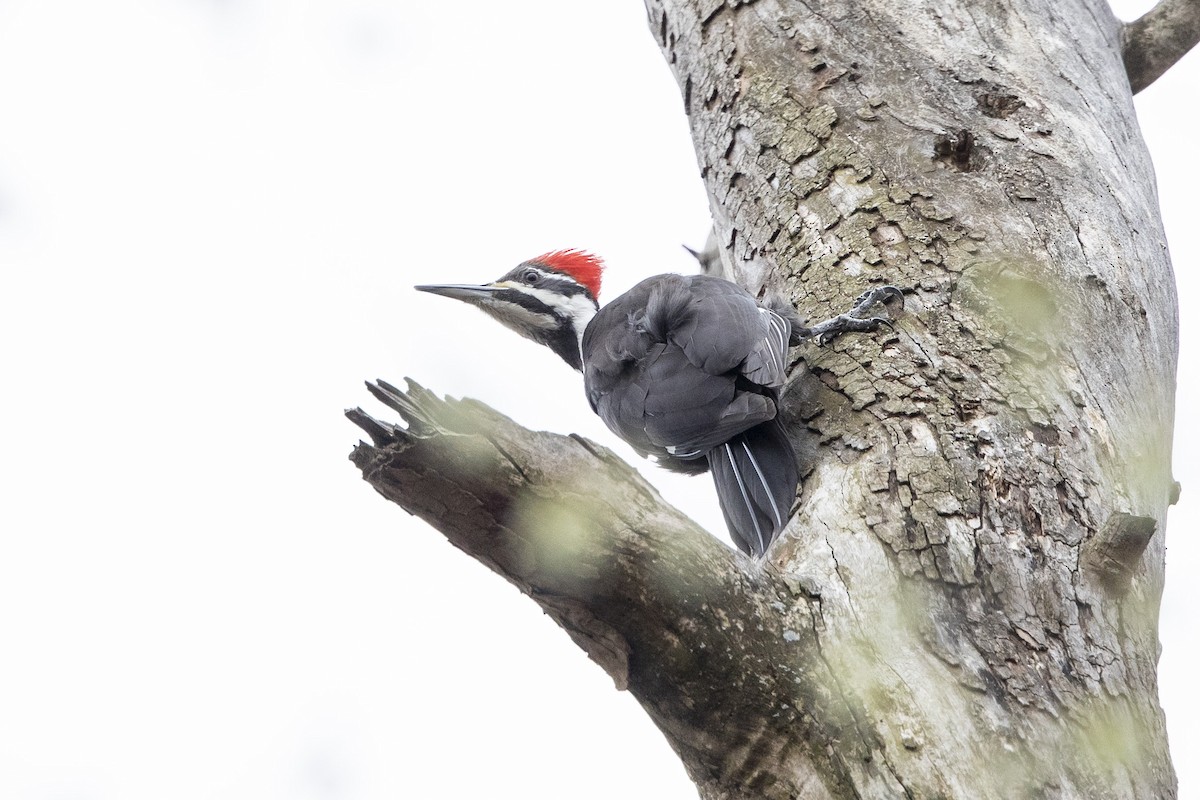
xmin=349 ymin=1 xmax=1194 ymax=797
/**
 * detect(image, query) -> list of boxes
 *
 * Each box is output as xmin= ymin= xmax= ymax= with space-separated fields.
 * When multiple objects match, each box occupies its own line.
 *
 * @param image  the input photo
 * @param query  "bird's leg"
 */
xmin=797 ymin=286 xmax=905 ymax=346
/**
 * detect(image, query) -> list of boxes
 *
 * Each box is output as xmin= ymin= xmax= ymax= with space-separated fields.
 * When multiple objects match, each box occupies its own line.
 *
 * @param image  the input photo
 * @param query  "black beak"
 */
xmin=415 ymin=283 xmax=504 ymax=303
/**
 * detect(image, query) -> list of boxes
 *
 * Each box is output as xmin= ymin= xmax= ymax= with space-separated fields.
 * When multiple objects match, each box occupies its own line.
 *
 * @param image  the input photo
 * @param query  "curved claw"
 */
xmin=853 ymin=285 xmax=905 ymax=315
xmin=876 ymin=285 xmax=905 ymax=307
xmin=806 ymin=286 xmax=905 ymax=346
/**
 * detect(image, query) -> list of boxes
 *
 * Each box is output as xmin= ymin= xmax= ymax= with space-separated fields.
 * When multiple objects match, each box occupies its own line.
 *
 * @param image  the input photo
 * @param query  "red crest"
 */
xmin=531 ymin=249 xmax=604 ymax=300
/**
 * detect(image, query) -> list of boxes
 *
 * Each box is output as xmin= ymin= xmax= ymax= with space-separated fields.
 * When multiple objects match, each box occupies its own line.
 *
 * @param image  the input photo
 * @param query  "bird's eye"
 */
xmin=523 ymin=269 xmax=540 ymax=284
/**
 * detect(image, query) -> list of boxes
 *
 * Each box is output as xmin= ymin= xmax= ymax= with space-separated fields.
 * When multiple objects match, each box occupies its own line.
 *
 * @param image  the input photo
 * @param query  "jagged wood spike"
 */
xmin=344 ymin=407 xmax=400 ymax=447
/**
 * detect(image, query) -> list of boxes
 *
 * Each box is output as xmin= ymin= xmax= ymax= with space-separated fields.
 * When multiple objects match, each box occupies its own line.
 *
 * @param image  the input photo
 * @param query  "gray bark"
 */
xmin=349 ymin=0 xmax=1186 ymax=796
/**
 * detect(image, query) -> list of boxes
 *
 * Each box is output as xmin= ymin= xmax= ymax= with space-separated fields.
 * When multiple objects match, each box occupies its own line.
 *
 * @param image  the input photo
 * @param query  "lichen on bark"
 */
xmin=648 ymin=0 xmax=1177 ymax=794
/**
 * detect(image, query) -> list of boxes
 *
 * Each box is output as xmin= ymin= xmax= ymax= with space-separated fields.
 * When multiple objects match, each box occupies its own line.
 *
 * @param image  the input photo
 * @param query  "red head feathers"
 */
xmin=531 ymin=249 xmax=604 ymax=300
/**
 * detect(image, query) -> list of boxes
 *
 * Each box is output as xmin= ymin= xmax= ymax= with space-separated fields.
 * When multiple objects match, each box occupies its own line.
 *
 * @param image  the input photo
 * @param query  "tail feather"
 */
xmin=708 ymin=420 xmax=798 ymax=557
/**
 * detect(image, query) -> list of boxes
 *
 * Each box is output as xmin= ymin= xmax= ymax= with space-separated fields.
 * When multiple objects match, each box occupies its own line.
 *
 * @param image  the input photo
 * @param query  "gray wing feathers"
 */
xmin=582 ymin=274 xmax=804 ymax=548
xmin=740 ymin=308 xmax=791 ymax=387
xmin=645 ymin=384 xmax=776 ymax=456
xmin=664 ymin=277 xmax=769 ymax=375
xmin=659 ymin=277 xmax=793 ymax=388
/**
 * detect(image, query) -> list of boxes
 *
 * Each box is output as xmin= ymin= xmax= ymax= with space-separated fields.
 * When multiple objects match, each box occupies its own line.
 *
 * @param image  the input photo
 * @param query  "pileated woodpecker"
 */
xmin=416 ymin=250 xmax=900 ymax=558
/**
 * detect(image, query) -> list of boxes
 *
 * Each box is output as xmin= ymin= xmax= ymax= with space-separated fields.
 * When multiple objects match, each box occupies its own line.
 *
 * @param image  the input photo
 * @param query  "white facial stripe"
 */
xmin=567 ymin=295 xmax=598 ymax=354
xmin=481 ymin=295 xmax=559 ymax=330
xmin=515 ymin=284 xmax=597 ymax=351
xmin=479 ymin=280 xmax=598 ymax=356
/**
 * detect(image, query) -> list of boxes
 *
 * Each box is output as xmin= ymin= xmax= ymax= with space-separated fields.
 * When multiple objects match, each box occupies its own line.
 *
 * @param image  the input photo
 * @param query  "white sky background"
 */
xmin=0 ymin=1 xmax=1194 ymax=798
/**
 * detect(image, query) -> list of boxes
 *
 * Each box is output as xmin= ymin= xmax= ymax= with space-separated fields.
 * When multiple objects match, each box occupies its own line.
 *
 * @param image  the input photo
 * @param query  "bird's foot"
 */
xmin=801 ymin=286 xmax=905 ymax=346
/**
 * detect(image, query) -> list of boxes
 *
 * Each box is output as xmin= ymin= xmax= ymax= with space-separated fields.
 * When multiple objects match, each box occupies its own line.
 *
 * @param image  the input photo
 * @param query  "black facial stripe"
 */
xmin=488 ymin=287 xmax=585 ymax=370
xmin=494 ymin=288 xmax=558 ymax=317
xmin=500 ymin=264 xmax=599 ymax=305
xmin=539 ymin=276 xmax=596 ymax=303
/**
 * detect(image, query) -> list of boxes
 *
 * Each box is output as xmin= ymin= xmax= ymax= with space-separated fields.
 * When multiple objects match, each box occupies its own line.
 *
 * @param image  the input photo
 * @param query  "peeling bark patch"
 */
xmin=934 ymin=129 xmax=975 ymax=171
xmin=977 ymin=92 xmax=1025 ymax=119
xmin=1081 ymin=512 xmax=1157 ymax=591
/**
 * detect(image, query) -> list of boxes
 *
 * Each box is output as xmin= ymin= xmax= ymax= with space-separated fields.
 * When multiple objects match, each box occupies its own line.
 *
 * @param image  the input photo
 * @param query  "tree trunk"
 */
xmin=349 ymin=0 xmax=1189 ymax=796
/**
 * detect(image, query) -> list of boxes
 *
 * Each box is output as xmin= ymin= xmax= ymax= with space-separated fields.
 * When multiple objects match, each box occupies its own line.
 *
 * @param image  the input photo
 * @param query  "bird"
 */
xmin=415 ymin=249 xmax=900 ymax=558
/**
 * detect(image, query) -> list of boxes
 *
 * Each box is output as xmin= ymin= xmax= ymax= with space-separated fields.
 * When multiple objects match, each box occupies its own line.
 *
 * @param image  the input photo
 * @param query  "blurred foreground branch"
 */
xmin=1123 ymin=0 xmax=1200 ymax=94
xmin=345 ymin=380 xmax=879 ymax=798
